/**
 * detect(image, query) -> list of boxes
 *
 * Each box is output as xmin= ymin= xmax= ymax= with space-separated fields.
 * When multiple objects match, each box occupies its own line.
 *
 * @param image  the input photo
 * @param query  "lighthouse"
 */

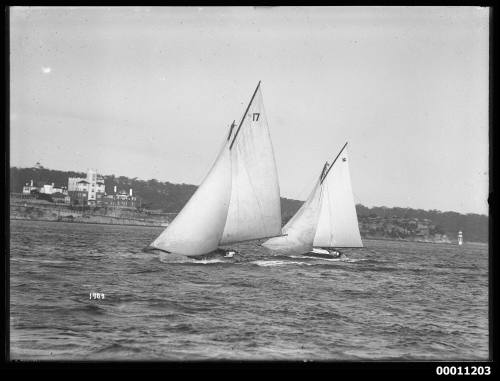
xmin=458 ymin=231 xmax=463 ymax=246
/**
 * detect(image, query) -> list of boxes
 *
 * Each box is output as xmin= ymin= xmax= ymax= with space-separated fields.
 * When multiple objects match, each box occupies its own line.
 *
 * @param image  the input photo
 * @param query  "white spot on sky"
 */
xmin=41 ymin=67 xmax=51 ymax=74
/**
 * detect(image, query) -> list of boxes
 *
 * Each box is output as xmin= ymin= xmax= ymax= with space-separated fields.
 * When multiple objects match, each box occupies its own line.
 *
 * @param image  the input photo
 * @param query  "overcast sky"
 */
xmin=10 ymin=6 xmax=489 ymax=215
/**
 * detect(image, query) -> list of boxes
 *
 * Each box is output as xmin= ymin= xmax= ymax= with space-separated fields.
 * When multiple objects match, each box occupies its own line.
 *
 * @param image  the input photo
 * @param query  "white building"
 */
xmin=22 ymin=179 xmax=67 ymax=195
xmin=99 ymin=187 xmax=138 ymax=207
xmin=68 ymin=169 xmax=105 ymax=203
xmin=22 ymin=180 xmax=37 ymax=194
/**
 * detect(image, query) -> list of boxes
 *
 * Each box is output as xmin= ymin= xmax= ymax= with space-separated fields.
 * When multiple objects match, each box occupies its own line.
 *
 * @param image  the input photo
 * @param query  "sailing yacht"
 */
xmin=311 ymin=142 xmax=363 ymax=257
xmin=145 ymin=82 xmax=283 ymax=258
xmin=262 ymin=142 xmax=363 ymax=258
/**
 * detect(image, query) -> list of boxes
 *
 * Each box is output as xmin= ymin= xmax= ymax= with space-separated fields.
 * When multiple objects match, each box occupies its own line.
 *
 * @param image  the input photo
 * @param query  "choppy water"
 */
xmin=10 ymin=220 xmax=489 ymax=360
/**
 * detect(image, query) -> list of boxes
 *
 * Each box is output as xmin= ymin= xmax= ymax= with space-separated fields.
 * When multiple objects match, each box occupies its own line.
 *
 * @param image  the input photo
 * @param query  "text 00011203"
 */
xmin=436 ymin=366 xmax=491 ymax=376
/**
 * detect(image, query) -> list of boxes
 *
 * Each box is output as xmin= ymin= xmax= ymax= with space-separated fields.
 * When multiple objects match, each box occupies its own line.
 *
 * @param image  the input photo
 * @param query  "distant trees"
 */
xmin=356 ymin=204 xmax=487 ymax=242
xmin=281 ymin=198 xmax=304 ymax=226
xmin=10 ymin=167 xmax=85 ymax=191
xmin=9 ymin=167 xmax=488 ymax=242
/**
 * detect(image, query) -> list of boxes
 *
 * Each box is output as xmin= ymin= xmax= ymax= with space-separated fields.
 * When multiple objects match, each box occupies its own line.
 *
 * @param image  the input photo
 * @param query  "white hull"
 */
xmin=311 ymin=247 xmax=331 ymax=255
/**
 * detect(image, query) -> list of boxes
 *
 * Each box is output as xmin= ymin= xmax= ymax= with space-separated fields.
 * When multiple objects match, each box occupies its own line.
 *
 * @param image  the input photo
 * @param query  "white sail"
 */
xmin=149 ymin=142 xmax=232 ymax=256
xmin=313 ymin=146 xmax=363 ymax=248
xmin=262 ymin=176 xmax=323 ymax=254
xmin=149 ymin=82 xmax=282 ymax=256
xmin=220 ymin=86 xmax=282 ymax=244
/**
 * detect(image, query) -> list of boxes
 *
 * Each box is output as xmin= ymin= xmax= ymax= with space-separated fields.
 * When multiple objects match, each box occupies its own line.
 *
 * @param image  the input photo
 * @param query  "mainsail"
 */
xmin=313 ymin=143 xmax=363 ymax=248
xmin=221 ymin=85 xmax=282 ymax=244
xmin=262 ymin=168 xmax=324 ymax=254
xmin=148 ymin=82 xmax=282 ymax=256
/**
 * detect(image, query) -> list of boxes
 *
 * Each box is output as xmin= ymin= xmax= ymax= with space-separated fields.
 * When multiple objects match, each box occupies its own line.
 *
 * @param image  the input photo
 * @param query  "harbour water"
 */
xmin=9 ymin=220 xmax=489 ymax=360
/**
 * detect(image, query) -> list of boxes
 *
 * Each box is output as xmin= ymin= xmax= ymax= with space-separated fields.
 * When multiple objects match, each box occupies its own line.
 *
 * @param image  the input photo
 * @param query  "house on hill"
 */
xmin=98 ymin=187 xmax=139 ymax=208
xmin=68 ymin=169 xmax=105 ymax=205
xmin=22 ymin=179 xmax=68 ymax=195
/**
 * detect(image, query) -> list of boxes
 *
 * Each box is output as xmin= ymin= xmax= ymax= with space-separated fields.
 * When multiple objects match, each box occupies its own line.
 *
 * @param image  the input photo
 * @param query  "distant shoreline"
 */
xmin=9 ymin=217 xmax=165 ymax=229
xmin=363 ymin=236 xmax=466 ymax=246
xmin=10 ymin=217 xmax=486 ymax=245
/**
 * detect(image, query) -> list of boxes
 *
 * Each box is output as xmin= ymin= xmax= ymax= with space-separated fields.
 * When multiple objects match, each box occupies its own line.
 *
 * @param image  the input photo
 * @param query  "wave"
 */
xmin=251 ymin=260 xmax=313 ymax=267
xmin=109 ymin=251 xmax=159 ymax=260
xmin=93 ymin=342 xmax=143 ymax=355
xmin=11 ymin=257 xmax=66 ymax=265
xmin=288 ymin=255 xmax=368 ymax=263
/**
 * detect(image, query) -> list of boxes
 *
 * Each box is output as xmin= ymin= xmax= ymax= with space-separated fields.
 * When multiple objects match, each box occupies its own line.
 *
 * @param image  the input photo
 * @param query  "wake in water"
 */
xmin=290 ymin=255 xmax=367 ymax=263
xmin=251 ymin=260 xmax=314 ymax=267
xmin=158 ymin=252 xmax=230 ymax=265
xmin=251 ymin=252 xmax=372 ymax=267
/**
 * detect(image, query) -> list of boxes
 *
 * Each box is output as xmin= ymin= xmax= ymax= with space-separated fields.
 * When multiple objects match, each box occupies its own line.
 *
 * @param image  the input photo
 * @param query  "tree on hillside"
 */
xmin=9 ymin=166 xmax=488 ymax=242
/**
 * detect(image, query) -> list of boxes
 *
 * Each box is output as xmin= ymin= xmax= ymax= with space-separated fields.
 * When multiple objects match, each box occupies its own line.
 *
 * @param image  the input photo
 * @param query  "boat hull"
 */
xmin=304 ymin=247 xmax=342 ymax=259
xmin=142 ymin=246 xmax=231 ymax=260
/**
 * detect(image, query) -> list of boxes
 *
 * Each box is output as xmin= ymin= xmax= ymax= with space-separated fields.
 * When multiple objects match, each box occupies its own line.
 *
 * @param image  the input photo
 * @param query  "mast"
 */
xmin=229 ymin=81 xmax=261 ymax=150
xmin=319 ymin=161 xmax=329 ymax=181
xmin=227 ymin=120 xmax=236 ymax=141
xmin=321 ymin=141 xmax=348 ymax=183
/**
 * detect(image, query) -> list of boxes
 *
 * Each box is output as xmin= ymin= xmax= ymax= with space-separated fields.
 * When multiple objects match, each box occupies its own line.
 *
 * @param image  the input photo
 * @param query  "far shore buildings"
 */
xmin=98 ymin=187 xmax=138 ymax=208
xmin=22 ymin=180 xmax=70 ymax=204
xmin=21 ymin=169 xmax=139 ymax=208
xmin=68 ymin=169 xmax=138 ymax=207
xmin=68 ymin=169 xmax=105 ymax=205
xmin=22 ymin=179 xmax=68 ymax=196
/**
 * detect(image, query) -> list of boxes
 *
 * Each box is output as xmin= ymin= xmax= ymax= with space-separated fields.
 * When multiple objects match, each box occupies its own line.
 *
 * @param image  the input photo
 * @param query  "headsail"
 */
xmin=313 ymin=144 xmax=363 ymax=248
xmin=149 ymin=140 xmax=232 ymax=256
xmin=262 ymin=165 xmax=325 ymax=254
xmin=220 ymin=83 xmax=282 ymax=244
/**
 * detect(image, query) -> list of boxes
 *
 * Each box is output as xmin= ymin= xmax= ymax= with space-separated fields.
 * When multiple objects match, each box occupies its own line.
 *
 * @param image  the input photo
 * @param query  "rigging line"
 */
xmin=229 ymin=81 xmax=261 ymax=150
xmin=293 ymin=163 xmax=323 ymax=202
xmin=297 ymin=162 xmax=329 ymax=202
xmin=194 ymin=126 xmax=231 ymax=186
xmin=320 ymin=141 xmax=348 ymax=184
xmin=295 ymin=170 xmax=317 ymax=201
xmin=353 ymin=191 xmax=363 ymax=205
